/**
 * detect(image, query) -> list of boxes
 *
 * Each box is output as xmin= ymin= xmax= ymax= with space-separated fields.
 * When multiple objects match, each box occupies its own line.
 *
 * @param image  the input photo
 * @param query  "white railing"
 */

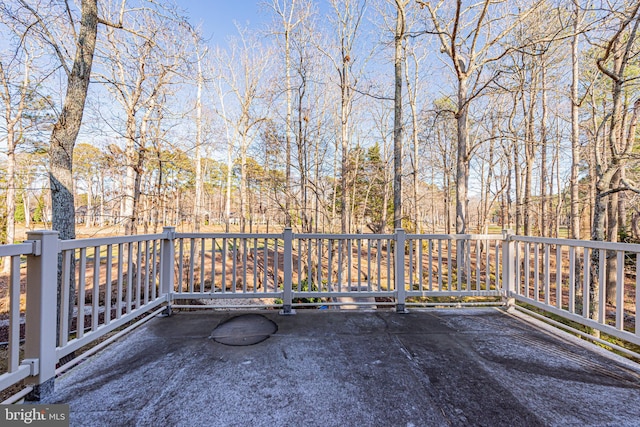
xmin=167 ymin=230 xmax=505 ymax=311
xmin=0 ymin=240 xmax=37 ymax=394
xmin=0 ymin=230 xmax=174 ymax=402
xmin=509 ymin=235 xmax=640 ymax=348
xmin=290 ymin=232 xmax=397 ymax=305
xmin=0 ymin=227 xmax=639 ymax=401
xmin=171 ymin=232 xmax=285 ymax=302
xmin=56 ymin=233 xmax=170 ymax=360
xmin=405 ymin=233 xmax=504 ymax=301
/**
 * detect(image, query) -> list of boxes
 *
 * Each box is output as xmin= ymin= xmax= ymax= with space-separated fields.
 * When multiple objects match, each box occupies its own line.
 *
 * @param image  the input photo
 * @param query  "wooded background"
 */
xmin=1 ymin=0 xmax=639 ymax=246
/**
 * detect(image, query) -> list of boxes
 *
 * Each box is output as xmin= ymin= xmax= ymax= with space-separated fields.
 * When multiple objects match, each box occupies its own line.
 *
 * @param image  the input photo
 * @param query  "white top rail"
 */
xmin=0 ymin=242 xmax=34 ymax=257
xmin=512 ymin=235 xmax=640 ymax=252
xmin=176 ymin=232 xmax=282 ymax=239
xmin=59 ymin=233 xmax=166 ymax=250
xmin=407 ymin=233 xmax=505 ymax=240
xmin=294 ymin=233 xmax=393 ymax=240
xmin=28 ymin=231 xmax=640 ymax=254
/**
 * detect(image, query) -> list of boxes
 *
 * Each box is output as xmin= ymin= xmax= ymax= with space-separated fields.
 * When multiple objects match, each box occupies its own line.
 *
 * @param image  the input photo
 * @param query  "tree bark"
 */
xmin=570 ymin=1 xmax=581 ymax=240
xmin=523 ymin=74 xmax=537 ymax=236
xmin=284 ymin=25 xmax=293 ymax=228
xmin=123 ymin=113 xmax=138 ymax=235
xmin=393 ymin=1 xmax=407 ymax=230
xmin=540 ymin=64 xmax=548 ymax=237
xmin=455 ymin=76 xmax=469 ymax=234
xmin=194 ymin=39 xmax=204 ymax=233
xmin=339 ymin=40 xmax=352 ymax=235
xmin=50 ymin=0 xmax=98 ymax=240
xmin=404 ymin=49 xmax=420 ymax=233
xmin=44 ymin=0 xmax=98 ymax=352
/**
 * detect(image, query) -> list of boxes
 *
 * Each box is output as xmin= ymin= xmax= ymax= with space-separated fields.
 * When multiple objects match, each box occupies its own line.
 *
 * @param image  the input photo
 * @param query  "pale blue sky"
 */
xmin=180 ymin=1 xmax=268 ymax=43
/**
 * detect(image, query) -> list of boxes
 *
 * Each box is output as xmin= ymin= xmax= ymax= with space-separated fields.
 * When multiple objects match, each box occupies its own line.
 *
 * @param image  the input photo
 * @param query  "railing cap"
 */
xmin=502 ymin=229 xmax=514 ymax=238
xmin=162 ymin=227 xmax=176 ymax=239
xmin=26 ymin=230 xmax=59 ymax=238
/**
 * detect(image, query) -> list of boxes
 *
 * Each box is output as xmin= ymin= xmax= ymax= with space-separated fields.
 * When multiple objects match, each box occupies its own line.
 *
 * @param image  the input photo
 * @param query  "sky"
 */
xmin=179 ymin=1 xmax=270 ymax=44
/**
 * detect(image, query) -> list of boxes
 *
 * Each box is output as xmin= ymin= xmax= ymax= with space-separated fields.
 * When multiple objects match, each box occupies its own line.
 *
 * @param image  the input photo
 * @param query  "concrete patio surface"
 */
xmin=40 ymin=308 xmax=640 ymax=426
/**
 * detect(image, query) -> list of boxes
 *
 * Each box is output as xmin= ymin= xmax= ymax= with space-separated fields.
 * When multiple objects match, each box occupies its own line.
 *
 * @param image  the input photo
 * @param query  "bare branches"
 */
xmin=98 ymin=0 xmax=127 ymax=29
xmin=17 ymin=0 xmax=71 ymax=77
xmin=596 ymin=1 xmax=640 ymax=83
xmin=598 ymin=179 xmax=640 ymax=199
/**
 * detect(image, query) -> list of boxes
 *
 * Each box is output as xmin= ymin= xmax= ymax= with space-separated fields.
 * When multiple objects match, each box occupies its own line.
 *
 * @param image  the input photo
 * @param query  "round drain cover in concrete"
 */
xmin=210 ymin=314 xmax=278 ymax=346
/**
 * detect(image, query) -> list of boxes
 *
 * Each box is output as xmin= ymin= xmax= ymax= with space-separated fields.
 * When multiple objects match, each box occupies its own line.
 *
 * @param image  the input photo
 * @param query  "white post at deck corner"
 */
xmin=281 ymin=228 xmax=295 ymax=315
xmin=161 ymin=227 xmax=176 ymax=307
xmin=502 ymin=229 xmax=516 ymax=310
xmin=24 ymin=230 xmax=59 ymax=399
xmin=395 ymin=228 xmax=407 ymax=313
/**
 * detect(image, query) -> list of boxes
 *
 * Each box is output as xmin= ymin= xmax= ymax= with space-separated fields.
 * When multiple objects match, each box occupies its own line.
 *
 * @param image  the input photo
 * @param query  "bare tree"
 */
xmin=213 ymin=29 xmax=270 ymax=232
xmin=570 ymin=0 xmax=585 ymax=240
xmin=392 ymin=0 xmax=408 ymax=229
xmin=97 ymin=7 xmax=183 ymax=235
xmin=322 ymin=0 xmax=368 ymax=234
xmin=190 ymin=26 xmax=208 ymax=233
xmin=73 ymin=143 xmax=103 ymax=228
xmin=590 ymin=1 xmax=640 ymax=313
xmin=421 ymin=98 xmax=457 ymax=233
xmin=0 ymin=27 xmax=34 ymax=251
xmin=267 ymin=0 xmax=314 ymax=228
xmin=404 ymin=34 xmax=427 ymax=233
xmin=19 ymin=0 xmax=103 ymax=239
xmin=419 ymin=0 xmax=543 ymax=235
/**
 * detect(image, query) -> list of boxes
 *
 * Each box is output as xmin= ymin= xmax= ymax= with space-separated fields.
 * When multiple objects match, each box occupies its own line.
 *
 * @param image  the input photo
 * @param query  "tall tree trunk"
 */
xmin=284 ymin=22 xmax=293 ymax=228
xmin=5 ymin=129 xmax=16 ymax=250
xmin=570 ymin=1 xmax=582 ymax=240
xmin=554 ymin=128 xmax=561 ymax=238
xmin=455 ymin=76 xmax=469 ymax=235
xmin=618 ymin=167 xmax=628 ymax=240
xmin=393 ymin=0 xmax=407 ymax=230
xmin=523 ymin=80 xmax=537 ymax=236
xmin=482 ymin=133 xmax=495 ymax=233
xmin=540 ymin=64 xmax=548 ymax=237
xmin=297 ymin=75 xmax=309 ymax=232
xmin=194 ymin=42 xmax=204 ymax=233
xmin=405 ymin=53 xmax=420 ymax=233
xmin=512 ymin=131 xmax=522 ymax=234
xmin=50 ymin=0 xmax=98 ymax=240
xmin=123 ymin=114 xmax=138 ymax=235
xmin=332 ymin=135 xmax=339 ymax=231
xmin=605 ymin=167 xmax=622 ymax=307
xmin=443 ymin=150 xmax=451 ymax=234
xmin=455 ymin=76 xmax=470 ymax=278
xmin=240 ymin=133 xmax=248 ymax=233
xmin=589 ymin=96 xmax=598 ymax=234
xmin=504 ymin=142 xmax=512 ymax=230
xmin=340 ymin=70 xmax=350 ymax=234
xmin=225 ymin=143 xmax=232 ymax=232
xmin=45 ymin=0 xmax=98 ymax=366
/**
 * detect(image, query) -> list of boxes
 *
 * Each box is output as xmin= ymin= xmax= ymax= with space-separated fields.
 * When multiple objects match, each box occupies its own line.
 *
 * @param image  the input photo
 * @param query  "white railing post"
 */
xmin=280 ymin=228 xmax=295 ymax=315
xmin=24 ymin=230 xmax=59 ymax=400
xmin=395 ymin=228 xmax=408 ymax=313
xmin=501 ymin=229 xmax=516 ymax=311
xmin=160 ymin=226 xmax=175 ymax=314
